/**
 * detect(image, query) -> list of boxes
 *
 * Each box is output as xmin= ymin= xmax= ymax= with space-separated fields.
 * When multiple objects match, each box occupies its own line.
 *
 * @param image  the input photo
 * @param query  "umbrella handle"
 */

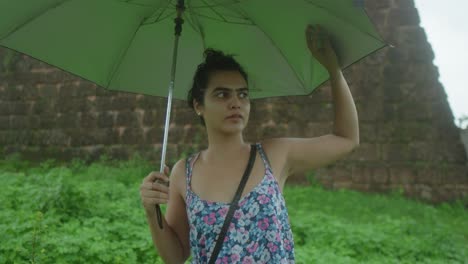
xmin=154 ymin=0 xmax=185 ymax=230
xmin=154 ymin=78 xmax=174 ymax=230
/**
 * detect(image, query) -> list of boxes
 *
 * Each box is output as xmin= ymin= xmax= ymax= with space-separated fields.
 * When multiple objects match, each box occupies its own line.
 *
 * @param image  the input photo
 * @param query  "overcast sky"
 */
xmin=413 ymin=0 xmax=468 ymax=128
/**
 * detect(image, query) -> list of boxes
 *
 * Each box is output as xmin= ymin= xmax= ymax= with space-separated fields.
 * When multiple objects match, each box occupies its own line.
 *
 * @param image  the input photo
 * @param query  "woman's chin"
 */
xmin=220 ymin=123 xmax=245 ymax=134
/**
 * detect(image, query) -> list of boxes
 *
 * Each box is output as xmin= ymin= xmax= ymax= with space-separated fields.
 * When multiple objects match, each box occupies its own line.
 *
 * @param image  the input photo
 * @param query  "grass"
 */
xmin=0 ymin=153 xmax=466 ymax=263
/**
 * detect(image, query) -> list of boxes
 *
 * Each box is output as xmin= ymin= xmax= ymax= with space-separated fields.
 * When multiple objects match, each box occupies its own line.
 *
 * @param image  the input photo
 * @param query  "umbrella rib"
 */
xmin=185 ymin=0 xmax=246 ymax=9
xmin=142 ymin=10 xmax=177 ymax=25
xmin=106 ymin=20 xmax=143 ymax=88
xmin=118 ymin=0 xmax=159 ymax=8
xmin=151 ymin=0 xmax=174 ymax=23
xmin=186 ymin=0 xmax=207 ymax=50
xmin=0 ymin=0 xmax=73 ymax=40
xmin=199 ymin=0 xmax=229 ymax=22
xmin=188 ymin=0 xmax=254 ymax=25
xmin=216 ymin=3 xmax=253 ymax=23
xmin=142 ymin=0 xmax=175 ymax=25
xmin=302 ymin=0 xmax=385 ymax=44
xmin=236 ymin=6 xmax=307 ymax=93
xmin=120 ymin=0 xmax=176 ymax=9
xmin=189 ymin=13 xmax=254 ymax=25
xmin=189 ymin=9 xmax=253 ymax=24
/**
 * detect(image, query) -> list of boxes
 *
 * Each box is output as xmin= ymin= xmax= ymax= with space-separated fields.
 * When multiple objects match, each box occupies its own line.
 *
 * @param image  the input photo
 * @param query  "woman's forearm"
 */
xmin=328 ymin=68 xmax=360 ymax=145
xmin=145 ymin=209 xmax=187 ymax=264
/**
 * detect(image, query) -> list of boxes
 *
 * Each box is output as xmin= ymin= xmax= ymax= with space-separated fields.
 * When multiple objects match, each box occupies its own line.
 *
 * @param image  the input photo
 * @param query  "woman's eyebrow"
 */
xmin=212 ymin=87 xmax=249 ymax=93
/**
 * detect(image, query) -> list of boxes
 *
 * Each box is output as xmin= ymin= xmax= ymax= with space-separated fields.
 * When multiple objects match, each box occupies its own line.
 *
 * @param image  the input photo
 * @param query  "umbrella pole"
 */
xmin=155 ymin=0 xmax=185 ymax=230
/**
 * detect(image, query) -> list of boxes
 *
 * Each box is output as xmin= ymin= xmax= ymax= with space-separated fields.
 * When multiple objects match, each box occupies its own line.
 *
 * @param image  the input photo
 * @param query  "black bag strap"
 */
xmin=208 ymin=144 xmax=257 ymax=264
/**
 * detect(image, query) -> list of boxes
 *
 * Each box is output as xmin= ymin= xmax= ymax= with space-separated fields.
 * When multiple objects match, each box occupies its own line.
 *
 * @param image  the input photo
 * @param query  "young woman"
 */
xmin=140 ymin=24 xmax=359 ymax=263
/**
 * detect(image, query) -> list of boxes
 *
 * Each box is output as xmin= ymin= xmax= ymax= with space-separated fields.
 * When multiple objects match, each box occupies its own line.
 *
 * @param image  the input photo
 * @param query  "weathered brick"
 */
xmin=108 ymin=145 xmax=131 ymax=159
xmin=10 ymin=101 xmax=33 ymax=115
xmin=39 ymin=85 xmax=58 ymax=97
xmin=111 ymin=95 xmax=137 ymax=111
xmin=39 ymin=114 xmax=58 ymax=129
xmin=96 ymin=128 xmax=119 ymax=145
xmin=28 ymin=114 xmax=41 ymax=129
xmin=80 ymin=113 xmax=98 ymax=129
xmin=144 ymin=127 xmax=164 ymax=144
xmin=366 ymin=1 xmax=392 ymax=11
xmin=33 ymin=130 xmax=70 ymax=146
xmin=388 ymin=8 xmax=420 ymax=27
xmin=415 ymin=165 xmax=441 ymax=185
xmin=116 ymin=111 xmax=138 ymax=126
xmin=121 ymin=128 xmax=144 ymax=145
xmin=67 ymin=128 xmax=99 ymax=146
xmin=32 ymin=100 xmax=55 ymax=115
xmin=407 ymin=142 xmax=433 ymax=161
xmin=23 ymin=84 xmax=39 ymax=99
xmin=56 ymin=98 xmax=88 ymax=113
xmin=359 ymin=122 xmax=377 ymax=142
xmin=258 ymin=123 xmax=287 ymax=139
xmin=10 ymin=115 xmax=30 ymax=129
xmin=76 ymin=81 xmax=97 ymax=97
xmin=356 ymin=101 xmax=383 ymax=121
xmin=393 ymin=0 xmax=416 ymax=10
xmin=0 ymin=116 xmax=10 ymax=129
xmin=0 ymin=102 xmax=13 ymax=115
xmin=142 ymin=110 xmax=161 ymax=126
xmin=57 ymin=113 xmax=79 ymax=129
xmin=97 ymin=112 xmax=115 ymax=128
xmin=3 ymin=85 xmax=23 ymax=100
xmin=389 ymin=165 xmax=417 ymax=184
xmin=137 ymin=95 xmax=162 ymax=110
xmin=94 ymin=97 xmax=113 ymax=112
xmin=348 ymin=143 xmax=379 ymax=161
xmin=95 ymin=87 xmax=114 ymax=97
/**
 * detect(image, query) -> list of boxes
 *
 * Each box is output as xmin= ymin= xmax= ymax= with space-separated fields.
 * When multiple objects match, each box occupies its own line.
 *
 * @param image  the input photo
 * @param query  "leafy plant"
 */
xmin=1 ymin=155 xmax=467 ymax=263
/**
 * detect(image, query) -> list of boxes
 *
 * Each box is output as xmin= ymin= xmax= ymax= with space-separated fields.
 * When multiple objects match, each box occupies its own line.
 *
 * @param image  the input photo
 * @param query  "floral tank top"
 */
xmin=185 ymin=142 xmax=295 ymax=263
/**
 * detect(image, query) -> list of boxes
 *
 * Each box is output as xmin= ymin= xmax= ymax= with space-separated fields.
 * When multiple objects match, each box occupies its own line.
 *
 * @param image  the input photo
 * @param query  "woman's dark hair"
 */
xmin=187 ymin=48 xmax=248 ymax=126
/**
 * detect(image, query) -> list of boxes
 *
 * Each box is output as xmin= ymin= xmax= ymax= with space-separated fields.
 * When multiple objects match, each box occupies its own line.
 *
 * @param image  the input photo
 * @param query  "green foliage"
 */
xmin=305 ymin=170 xmax=322 ymax=188
xmin=0 ymin=152 xmax=31 ymax=172
xmin=285 ymin=186 xmax=468 ymax=263
xmin=456 ymin=114 xmax=468 ymax=129
xmin=0 ymin=156 xmax=162 ymax=264
xmin=1 ymin=156 xmax=467 ymax=263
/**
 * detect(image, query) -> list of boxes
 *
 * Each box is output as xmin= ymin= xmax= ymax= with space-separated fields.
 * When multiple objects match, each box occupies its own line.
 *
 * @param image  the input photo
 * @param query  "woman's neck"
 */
xmin=203 ymin=132 xmax=250 ymax=162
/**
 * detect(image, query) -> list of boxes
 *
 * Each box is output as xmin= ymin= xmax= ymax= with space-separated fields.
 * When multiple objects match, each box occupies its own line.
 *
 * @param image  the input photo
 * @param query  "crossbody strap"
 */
xmin=208 ymin=144 xmax=257 ymax=264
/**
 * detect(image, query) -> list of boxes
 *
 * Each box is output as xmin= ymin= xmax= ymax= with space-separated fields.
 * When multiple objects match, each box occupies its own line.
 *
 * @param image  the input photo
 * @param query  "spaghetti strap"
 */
xmin=185 ymin=152 xmax=200 ymax=191
xmin=256 ymin=142 xmax=273 ymax=174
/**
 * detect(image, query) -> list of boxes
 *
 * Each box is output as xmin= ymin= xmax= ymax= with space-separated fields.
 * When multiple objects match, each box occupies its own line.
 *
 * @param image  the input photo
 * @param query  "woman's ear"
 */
xmin=193 ymin=99 xmax=203 ymax=115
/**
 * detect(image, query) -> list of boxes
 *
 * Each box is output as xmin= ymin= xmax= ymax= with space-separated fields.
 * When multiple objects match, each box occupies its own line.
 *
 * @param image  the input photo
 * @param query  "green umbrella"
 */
xmin=0 ymin=0 xmax=387 ymax=228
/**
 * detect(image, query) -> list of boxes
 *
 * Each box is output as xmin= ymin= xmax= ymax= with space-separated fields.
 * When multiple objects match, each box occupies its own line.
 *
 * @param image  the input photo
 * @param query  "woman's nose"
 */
xmin=229 ymin=95 xmax=241 ymax=109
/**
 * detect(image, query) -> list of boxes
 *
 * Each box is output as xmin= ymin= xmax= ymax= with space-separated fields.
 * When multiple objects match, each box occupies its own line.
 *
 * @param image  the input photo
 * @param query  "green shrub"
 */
xmin=1 ymin=156 xmax=466 ymax=263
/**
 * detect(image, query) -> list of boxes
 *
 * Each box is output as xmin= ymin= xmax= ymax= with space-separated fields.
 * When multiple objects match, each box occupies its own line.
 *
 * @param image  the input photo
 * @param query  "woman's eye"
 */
xmin=240 ymin=92 xmax=249 ymax=98
xmin=216 ymin=92 xmax=226 ymax=98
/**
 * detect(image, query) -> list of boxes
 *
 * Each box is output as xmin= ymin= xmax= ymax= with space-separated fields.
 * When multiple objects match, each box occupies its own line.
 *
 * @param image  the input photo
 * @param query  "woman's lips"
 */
xmin=226 ymin=115 xmax=242 ymax=120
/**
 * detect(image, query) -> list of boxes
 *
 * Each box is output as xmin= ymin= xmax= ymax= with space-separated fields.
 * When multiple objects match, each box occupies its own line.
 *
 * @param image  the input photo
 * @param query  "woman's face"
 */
xmin=195 ymin=70 xmax=250 ymax=134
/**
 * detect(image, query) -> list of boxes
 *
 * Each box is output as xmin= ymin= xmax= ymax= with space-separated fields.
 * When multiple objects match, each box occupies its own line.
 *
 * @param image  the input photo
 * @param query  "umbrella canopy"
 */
xmin=0 ymin=0 xmax=386 ymax=100
xmin=0 ymin=0 xmax=387 ymax=230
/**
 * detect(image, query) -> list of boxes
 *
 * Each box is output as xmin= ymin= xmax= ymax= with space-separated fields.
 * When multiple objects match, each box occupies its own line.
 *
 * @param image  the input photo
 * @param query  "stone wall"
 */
xmin=0 ymin=0 xmax=467 ymax=205
xmin=461 ymin=129 xmax=468 ymax=160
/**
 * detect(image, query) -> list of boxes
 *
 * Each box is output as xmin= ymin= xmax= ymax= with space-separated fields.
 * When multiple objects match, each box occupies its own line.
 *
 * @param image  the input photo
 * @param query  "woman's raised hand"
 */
xmin=140 ymin=165 xmax=170 ymax=212
xmin=305 ymin=24 xmax=340 ymax=73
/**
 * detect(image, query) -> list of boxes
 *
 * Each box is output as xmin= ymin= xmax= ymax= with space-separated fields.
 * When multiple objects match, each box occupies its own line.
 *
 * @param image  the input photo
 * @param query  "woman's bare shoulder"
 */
xmin=169 ymin=158 xmax=188 ymax=197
